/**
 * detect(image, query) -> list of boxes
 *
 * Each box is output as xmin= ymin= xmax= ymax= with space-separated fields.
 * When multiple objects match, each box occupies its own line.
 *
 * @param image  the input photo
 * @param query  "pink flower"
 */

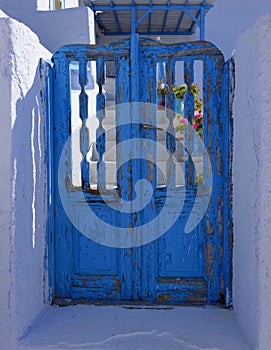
xmin=193 ymin=122 xmax=198 ymax=130
xmin=194 ymin=113 xmax=202 ymax=119
xmin=179 ymin=118 xmax=187 ymax=124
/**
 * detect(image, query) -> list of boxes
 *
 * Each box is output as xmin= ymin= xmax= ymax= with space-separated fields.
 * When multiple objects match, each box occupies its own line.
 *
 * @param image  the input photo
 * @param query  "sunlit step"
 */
xmin=89 ymin=161 xmax=117 ymax=187
xmin=103 ymin=109 xmax=116 ymax=125
xmin=87 ymin=160 xmax=203 ymax=187
xmin=88 ymin=140 xmax=190 ymax=162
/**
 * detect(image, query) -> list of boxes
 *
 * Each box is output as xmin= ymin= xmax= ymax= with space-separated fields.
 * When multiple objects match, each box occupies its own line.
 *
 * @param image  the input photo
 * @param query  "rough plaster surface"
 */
xmin=0 ymin=2 xmax=95 ymax=52
xmin=233 ymin=14 xmax=271 ymax=350
xmin=0 ymin=14 xmax=51 ymax=348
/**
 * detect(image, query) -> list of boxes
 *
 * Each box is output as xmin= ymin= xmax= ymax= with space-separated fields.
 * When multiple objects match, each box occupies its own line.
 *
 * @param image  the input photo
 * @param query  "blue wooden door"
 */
xmin=51 ymin=39 xmax=232 ymax=305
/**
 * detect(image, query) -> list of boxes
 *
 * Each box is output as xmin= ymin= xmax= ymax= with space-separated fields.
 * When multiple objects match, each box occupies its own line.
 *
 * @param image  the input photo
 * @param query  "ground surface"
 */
xmin=20 ymin=305 xmax=251 ymax=350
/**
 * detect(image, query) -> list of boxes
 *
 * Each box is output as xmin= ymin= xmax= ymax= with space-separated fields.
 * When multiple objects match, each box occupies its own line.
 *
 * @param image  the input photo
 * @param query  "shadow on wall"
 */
xmin=232 ymin=16 xmax=271 ymax=348
xmin=11 ymin=65 xmax=48 ymax=338
xmin=206 ymin=0 xmax=271 ymax=59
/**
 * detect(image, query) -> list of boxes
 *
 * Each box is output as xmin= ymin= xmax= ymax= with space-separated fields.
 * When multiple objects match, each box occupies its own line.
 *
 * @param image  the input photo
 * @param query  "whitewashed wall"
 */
xmin=233 ymin=14 xmax=271 ymax=350
xmin=0 ymin=11 xmax=51 ymax=348
xmin=0 ymin=1 xmax=95 ymax=52
xmin=65 ymin=0 xmax=79 ymax=8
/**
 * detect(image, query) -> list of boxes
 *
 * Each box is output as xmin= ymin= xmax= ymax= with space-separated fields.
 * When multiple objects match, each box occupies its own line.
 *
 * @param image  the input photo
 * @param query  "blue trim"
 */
xmin=40 ymin=58 xmax=55 ymax=303
xmin=92 ymin=5 xmax=213 ymax=11
xmin=188 ymin=10 xmax=200 ymax=33
xmin=88 ymin=2 xmax=212 ymax=39
xmin=175 ymin=11 xmax=185 ymax=32
xmin=95 ymin=14 xmax=105 ymax=31
xmin=148 ymin=0 xmax=152 ymax=32
xmin=137 ymin=8 xmax=153 ymax=27
xmin=89 ymin=0 xmax=105 ymax=30
xmin=131 ymin=6 xmax=139 ymax=102
xmin=161 ymin=9 xmax=168 ymax=32
xmin=88 ymin=0 xmax=94 ymax=10
xmin=161 ymin=0 xmax=170 ymax=32
xmin=200 ymin=6 xmax=205 ymax=40
xmin=221 ymin=57 xmax=234 ymax=307
xmin=110 ymin=0 xmax=122 ymax=32
xmin=104 ymin=31 xmax=195 ymax=36
xmin=183 ymin=9 xmax=200 ymax=26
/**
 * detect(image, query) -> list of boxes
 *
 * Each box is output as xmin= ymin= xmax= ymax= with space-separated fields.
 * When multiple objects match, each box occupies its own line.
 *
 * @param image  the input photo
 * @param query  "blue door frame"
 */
xmin=47 ymin=38 xmax=232 ymax=305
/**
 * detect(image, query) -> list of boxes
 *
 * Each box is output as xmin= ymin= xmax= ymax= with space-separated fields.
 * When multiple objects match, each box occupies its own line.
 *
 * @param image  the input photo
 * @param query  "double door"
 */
xmin=51 ymin=38 xmax=231 ymax=304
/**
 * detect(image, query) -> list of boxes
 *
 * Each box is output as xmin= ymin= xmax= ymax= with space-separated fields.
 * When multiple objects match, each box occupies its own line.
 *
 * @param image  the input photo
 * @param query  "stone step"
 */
xmin=88 ymin=140 xmax=189 ymax=162
xmin=87 ymin=160 xmax=203 ymax=187
xmin=89 ymin=161 xmax=117 ymax=187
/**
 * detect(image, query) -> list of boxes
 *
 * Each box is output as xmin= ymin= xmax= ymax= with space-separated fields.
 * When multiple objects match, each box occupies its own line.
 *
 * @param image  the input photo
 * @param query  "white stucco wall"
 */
xmin=37 ymin=0 xmax=50 ymax=11
xmin=0 ymin=12 xmax=51 ymax=348
xmin=65 ymin=0 xmax=79 ymax=8
xmin=233 ymin=14 xmax=271 ymax=350
xmin=0 ymin=1 xmax=95 ymax=52
xmin=37 ymin=0 xmax=79 ymax=11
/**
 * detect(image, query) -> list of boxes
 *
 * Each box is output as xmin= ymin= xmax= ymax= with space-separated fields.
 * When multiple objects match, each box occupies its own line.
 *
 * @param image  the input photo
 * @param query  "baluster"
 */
xmin=184 ymin=58 xmax=195 ymax=188
xmin=79 ymin=58 xmax=90 ymax=189
xmin=96 ymin=58 xmax=106 ymax=190
xmin=165 ymin=58 xmax=176 ymax=189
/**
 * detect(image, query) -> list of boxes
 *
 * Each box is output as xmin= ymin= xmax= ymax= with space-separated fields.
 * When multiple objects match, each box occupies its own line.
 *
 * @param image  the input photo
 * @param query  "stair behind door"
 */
xmin=87 ymin=109 xmax=203 ymax=189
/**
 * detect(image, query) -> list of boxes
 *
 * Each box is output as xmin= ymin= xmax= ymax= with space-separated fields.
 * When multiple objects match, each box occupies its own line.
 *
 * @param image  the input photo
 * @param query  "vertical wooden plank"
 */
xmin=221 ymin=57 xmax=233 ymax=307
xmin=53 ymin=53 xmax=73 ymax=299
xmin=96 ymin=57 xmax=106 ymax=190
xmin=139 ymin=52 xmax=157 ymax=301
xmin=214 ymin=54 xmax=225 ymax=305
xmin=184 ymin=58 xmax=195 ymax=188
xmin=79 ymin=58 xmax=90 ymax=189
xmin=115 ymin=56 xmax=132 ymax=200
xmin=165 ymin=58 xmax=176 ymax=189
xmin=115 ymin=55 xmax=134 ymax=300
xmin=131 ymin=29 xmax=139 ymax=102
xmin=203 ymin=53 xmax=224 ymax=303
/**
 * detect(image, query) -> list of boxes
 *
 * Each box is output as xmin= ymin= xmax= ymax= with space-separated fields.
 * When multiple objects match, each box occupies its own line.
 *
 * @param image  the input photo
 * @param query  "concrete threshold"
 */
xmin=19 ymin=305 xmax=251 ymax=350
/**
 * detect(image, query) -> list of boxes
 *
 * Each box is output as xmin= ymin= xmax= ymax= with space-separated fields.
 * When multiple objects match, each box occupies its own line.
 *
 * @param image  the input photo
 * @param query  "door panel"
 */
xmin=52 ymin=39 xmax=231 ymax=305
xmin=53 ymin=45 xmax=132 ymax=301
xmin=138 ymin=41 xmax=215 ymax=303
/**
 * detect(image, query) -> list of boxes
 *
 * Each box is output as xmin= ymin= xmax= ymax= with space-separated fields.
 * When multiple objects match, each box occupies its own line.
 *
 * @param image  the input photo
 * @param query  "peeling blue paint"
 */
xmin=50 ymin=39 xmax=232 ymax=305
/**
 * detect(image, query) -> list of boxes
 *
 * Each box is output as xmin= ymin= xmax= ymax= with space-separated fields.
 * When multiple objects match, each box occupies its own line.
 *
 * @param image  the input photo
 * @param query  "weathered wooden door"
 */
xmin=51 ymin=39 xmax=232 ymax=305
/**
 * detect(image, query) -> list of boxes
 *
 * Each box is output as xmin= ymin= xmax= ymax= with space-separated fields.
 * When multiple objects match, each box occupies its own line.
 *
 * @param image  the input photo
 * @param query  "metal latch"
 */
xmin=141 ymin=123 xmax=163 ymax=131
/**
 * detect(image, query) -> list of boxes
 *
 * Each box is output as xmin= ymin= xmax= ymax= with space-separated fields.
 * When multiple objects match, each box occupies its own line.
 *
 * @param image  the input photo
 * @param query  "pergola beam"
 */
xmin=88 ymin=1 xmax=213 ymax=40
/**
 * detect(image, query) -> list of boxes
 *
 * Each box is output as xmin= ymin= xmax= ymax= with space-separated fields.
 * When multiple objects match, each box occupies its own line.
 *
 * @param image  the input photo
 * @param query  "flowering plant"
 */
xmin=173 ymin=83 xmax=203 ymax=137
